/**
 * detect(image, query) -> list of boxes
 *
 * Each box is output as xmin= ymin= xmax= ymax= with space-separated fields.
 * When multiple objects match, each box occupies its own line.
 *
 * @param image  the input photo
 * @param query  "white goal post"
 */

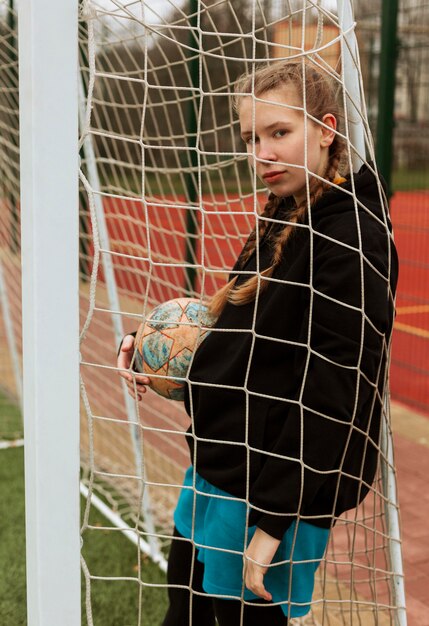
xmin=19 ymin=0 xmax=81 ymax=624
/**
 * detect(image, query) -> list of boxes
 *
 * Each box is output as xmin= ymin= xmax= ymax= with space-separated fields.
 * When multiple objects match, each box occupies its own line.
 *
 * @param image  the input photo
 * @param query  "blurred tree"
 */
xmin=86 ymin=0 xmax=269 ymax=179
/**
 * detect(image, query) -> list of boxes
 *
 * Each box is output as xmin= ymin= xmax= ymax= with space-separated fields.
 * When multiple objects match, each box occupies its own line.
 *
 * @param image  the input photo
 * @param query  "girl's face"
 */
xmin=238 ymin=85 xmax=336 ymax=204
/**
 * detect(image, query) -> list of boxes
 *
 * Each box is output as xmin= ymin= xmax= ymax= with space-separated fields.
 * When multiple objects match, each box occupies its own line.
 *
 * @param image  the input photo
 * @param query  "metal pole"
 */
xmin=78 ymin=13 xmax=91 ymax=281
xmin=7 ymin=0 xmax=19 ymax=253
xmin=367 ymin=33 xmax=376 ymax=130
xmin=184 ymin=0 xmax=200 ymax=296
xmin=375 ymin=0 xmax=399 ymax=197
xmin=337 ymin=3 xmax=406 ymax=624
xmin=19 ymin=0 xmax=80 ymax=622
xmin=78 ymin=62 xmax=162 ymax=562
xmin=0 ymin=258 xmax=22 ymax=409
xmin=0 ymin=0 xmax=22 ymax=412
xmin=380 ymin=397 xmax=408 ymax=626
xmin=337 ymin=0 xmax=366 ymax=171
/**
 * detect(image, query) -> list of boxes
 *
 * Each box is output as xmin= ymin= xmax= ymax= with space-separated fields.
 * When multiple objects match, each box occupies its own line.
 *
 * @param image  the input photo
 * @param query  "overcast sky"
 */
xmin=93 ymin=0 xmax=339 ymax=25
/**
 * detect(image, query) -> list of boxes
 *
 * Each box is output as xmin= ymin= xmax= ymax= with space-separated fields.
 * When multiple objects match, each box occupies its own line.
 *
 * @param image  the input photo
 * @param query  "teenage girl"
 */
xmin=118 ymin=60 xmax=398 ymax=625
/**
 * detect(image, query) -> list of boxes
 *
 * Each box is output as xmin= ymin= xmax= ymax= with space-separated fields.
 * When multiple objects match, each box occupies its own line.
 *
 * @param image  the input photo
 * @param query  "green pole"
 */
xmin=7 ymin=0 xmax=19 ymax=253
xmin=184 ymin=0 xmax=200 ymax=296
xmin=78 ymin=14 xmax=91 ymax=281
xmin=375 ymin=0 xmax=399 ymax=197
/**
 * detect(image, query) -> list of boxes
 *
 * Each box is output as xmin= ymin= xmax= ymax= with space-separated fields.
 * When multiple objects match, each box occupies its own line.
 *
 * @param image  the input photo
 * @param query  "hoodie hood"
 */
xmin=311 ymin=162 xmax=391 ymax=227
xmin=274 ymin=163 xmax=391 ymax=231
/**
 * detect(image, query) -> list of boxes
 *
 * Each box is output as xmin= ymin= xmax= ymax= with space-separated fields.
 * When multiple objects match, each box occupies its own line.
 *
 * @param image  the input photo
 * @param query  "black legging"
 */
xmin=161 ymin=528 xmax=288 ymax=626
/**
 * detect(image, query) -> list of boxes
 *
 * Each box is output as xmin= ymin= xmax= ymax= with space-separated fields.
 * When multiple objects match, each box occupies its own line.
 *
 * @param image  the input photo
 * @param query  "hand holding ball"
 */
xmin=133 ymin=298 xmax=216 ymax=401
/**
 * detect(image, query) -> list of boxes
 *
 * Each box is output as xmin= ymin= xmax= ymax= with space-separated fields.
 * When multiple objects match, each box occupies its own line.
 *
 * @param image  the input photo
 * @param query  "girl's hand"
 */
xmin=117 ymin=334 xmax=150 ymax=401
xmin=244 ymin=527 xmax=281 ymax=601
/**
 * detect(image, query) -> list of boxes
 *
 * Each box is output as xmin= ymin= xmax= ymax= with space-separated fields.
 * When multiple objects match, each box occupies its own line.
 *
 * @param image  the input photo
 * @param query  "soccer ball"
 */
xmin=133 ymin=298 xmax=216 ymax=401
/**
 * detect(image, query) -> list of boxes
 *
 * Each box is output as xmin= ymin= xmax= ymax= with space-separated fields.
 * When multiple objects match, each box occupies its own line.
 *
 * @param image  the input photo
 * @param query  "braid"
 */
xmin=265 ymin=140 xmax=346 ymax=275
xmin=208 ymin=194 xmax=282 ymax=318
xmin=210 ymin=147 xmax=345 ymax=316
xmin=315 ymin=145 xmax=344 ymax=201
xmin=207 ymin=59 xmax=348 ymax=318
xmin=227 ymin=198 xmax=306 ymax=307
xmin=238 ymin=194 xmax=282 ymax=267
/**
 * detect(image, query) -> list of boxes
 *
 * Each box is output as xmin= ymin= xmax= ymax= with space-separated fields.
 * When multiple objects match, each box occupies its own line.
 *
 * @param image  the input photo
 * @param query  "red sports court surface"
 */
xmin=388 ymin=190 xmax=429 ymax=620
xmin=391 ymin=405 xmax=429 ymax=625
xmin=390 ymin=191 xmax=429 ymax=415
xmin=104 ymin=187 xmax=429 ymax=417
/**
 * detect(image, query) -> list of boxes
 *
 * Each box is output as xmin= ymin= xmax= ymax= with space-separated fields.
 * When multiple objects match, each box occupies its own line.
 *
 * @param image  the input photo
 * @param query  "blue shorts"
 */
xmin=173 ymin=466 xmax=330 ymax=619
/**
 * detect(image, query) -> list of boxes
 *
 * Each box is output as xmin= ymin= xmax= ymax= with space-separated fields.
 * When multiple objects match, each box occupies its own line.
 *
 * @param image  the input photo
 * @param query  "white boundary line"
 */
xmin=0 ymin=438 xmax=24 ymax=450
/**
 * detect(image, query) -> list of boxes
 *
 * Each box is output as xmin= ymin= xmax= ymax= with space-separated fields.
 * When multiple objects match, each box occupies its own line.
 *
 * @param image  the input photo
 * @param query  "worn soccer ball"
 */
xmin=133 ymin=298 xmax=216 ymax=401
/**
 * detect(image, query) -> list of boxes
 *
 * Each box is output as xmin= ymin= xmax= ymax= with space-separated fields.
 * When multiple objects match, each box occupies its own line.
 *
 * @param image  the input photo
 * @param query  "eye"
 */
xmin=274 ymin=129 xmax=288 ymax=138
xmin=244 ymin=135 xmax=259 ymax=145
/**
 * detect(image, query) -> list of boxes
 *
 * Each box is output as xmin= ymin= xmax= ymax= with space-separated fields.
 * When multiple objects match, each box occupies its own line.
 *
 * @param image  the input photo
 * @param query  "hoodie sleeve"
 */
xmin=248 ymin=218 xmax=397 ymax=539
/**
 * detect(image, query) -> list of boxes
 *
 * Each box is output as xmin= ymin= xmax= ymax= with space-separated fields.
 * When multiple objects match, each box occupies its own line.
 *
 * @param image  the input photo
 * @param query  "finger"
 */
xmin=119 ymin=369 xmax=150 ymax=385
xmin=248 ymin=580 xmax=272 ymax=602
xmin=117 ymin=353 xmax=132 ymax=371
xmin=128 ymin=390 xmax=143 ymax=402
xmin=126 ymin=380 xmax=149 ymax=394
xmin=134 ymin=374 xmax=151 ymax=385
xmin=116 ymin=337 xmax=136 ymax=370
xmin=245 ymin=565 xmax=272 ymax=601
xmin=125 ymin=383 xmax=144 ymax=401
xmin=130 ymin=375 xmax=151 ymax=386
xmin=249 ymin=580 xmax=271 ymax=601
xmin=121 ymin=335 xmax=135 ymax=351
xmin=119 ymin=370 xmax=143 ymax=385
xmin=118 ymin=370 xmax=133 ymax=382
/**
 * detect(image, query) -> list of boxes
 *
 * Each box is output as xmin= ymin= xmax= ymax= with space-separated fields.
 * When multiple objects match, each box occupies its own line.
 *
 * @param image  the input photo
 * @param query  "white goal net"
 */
xmin=1 ymin=0 xmax=406 ymax=624
xmin=0 ymin=0 xmax=22 ymax=445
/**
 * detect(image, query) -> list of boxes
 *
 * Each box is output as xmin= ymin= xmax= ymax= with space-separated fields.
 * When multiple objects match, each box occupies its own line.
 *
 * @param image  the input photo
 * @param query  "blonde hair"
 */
xmin=209 ymin=60 xmax=346 ymax=318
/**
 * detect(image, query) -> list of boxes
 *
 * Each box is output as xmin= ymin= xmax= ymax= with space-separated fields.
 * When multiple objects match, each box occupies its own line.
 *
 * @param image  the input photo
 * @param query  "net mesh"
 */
xmin=0 ymin=0 xmax=406 ymax=624
xmin=0 ymin=0 xmax=22 ymax=442
xmin=76 ymin=1 xmax=403 ymax=624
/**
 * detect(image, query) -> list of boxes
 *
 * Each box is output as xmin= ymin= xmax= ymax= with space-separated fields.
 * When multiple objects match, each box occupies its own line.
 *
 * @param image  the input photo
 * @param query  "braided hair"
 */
xmin=209 ymin=60 xmax=347 ymax=318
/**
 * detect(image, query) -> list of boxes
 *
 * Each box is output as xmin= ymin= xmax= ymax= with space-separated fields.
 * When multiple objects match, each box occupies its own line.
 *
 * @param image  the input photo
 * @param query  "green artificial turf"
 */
xmin=0 ymin=392 xmax=23 ymax=440
xmin=102 ymin=167 xmax=429 ymax=197
xmin=0 ymin=392 xmax=168 ymax=625
xmin=81 ymin=513 xmax=168 ymax=626
xmin=0 ymin=446 xmax=27 ymax=625
xmin=392 ymin=168 xmax=429 ymax=191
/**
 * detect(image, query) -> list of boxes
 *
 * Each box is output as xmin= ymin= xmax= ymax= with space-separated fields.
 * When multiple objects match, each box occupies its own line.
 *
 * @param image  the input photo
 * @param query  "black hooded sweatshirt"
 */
xmin=183 ymin=164 xmax=399 ymax=540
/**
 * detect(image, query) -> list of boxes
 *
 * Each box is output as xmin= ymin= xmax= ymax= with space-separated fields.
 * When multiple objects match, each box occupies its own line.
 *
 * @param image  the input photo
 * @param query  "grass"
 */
xmin=392 ymin=168 xmax=429 ymax=192
xmin=100 ymin=167 xmax=429 ymax=200
xmin=0 ymin=393 xmax=169 ymax=625
xmin=0 ymin=391 xmax=23 ymax=440
xmin=81 ymin=509 xmax=167 ymax=626
xmin=0 ymin=446 xmax=27 ymax=624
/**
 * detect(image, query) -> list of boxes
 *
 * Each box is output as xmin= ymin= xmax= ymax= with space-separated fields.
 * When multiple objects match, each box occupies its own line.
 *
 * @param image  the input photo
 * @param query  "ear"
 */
xmin=320 ymin=113 xmax=337 ymax=148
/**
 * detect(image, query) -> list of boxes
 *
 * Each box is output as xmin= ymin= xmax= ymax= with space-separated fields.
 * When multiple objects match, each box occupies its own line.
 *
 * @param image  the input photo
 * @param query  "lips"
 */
xmin=263 ymin=170 xmax=286 ymax=182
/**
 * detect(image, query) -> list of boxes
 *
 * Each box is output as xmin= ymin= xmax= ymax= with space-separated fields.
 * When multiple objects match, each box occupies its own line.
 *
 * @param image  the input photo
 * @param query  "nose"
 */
xmin=255 ymin=139 xmax=277 ymax=163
